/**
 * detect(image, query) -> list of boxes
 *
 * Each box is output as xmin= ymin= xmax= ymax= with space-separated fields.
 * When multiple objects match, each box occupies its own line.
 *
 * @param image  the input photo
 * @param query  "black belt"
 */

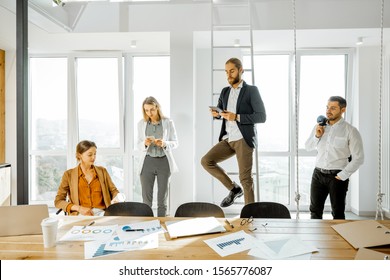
xmin=315 ymin=167 xmax=341 ymax=175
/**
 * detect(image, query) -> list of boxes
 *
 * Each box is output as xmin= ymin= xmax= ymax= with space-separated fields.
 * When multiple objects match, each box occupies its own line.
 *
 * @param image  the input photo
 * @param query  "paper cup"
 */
xmin=41 ymin=217 xmax=58 ymax=248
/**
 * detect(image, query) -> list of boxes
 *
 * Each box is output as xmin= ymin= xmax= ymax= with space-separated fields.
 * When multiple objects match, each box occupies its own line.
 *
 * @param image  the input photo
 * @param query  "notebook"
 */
xmin=165 ymin=217 xmax=226 ymax=239
xmin=0 ymin=204 xmax=49 ymax=236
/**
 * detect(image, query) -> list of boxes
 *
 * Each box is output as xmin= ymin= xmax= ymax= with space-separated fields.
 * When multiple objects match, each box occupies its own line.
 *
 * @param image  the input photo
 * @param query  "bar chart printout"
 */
xmin=204 ymin=230 xmax=256 ymax=257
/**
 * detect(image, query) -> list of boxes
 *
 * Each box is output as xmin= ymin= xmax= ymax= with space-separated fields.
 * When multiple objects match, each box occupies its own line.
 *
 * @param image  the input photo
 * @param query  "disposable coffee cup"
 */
xmin=41 ymin=217 xmax=59 ymax=248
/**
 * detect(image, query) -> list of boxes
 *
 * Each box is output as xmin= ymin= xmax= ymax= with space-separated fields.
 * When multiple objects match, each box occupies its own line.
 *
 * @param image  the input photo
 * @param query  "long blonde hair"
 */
xmin=142 ymin=96 xmax=165 ymax=121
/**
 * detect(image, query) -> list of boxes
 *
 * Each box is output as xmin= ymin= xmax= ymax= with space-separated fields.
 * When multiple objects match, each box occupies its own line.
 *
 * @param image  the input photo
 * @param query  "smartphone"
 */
xmin=209 ymin=106 xmax=224 ymax=113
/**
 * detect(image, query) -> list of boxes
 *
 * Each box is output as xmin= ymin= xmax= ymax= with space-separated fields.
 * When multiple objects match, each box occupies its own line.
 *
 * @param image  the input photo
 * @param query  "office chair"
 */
xmin=104 ymin=202 xmax=154 ymax=217
xmin=174 ymin=202 xmax=225 ymax=218
xmin=240 ymin=202 xmax=291 ymax=219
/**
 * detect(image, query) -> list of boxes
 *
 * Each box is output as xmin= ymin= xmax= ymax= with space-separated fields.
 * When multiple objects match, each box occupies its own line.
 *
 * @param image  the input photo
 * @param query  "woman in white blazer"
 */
xmin=137 ymin=96 xmax=178 ymax=216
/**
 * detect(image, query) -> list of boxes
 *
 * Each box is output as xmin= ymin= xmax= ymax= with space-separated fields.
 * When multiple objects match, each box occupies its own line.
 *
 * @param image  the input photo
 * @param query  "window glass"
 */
xmin=246 ymin=55 xmax=290 ymax=151
xmin=76 ymin=57 xmax=121 ymax=148
xmin=30 ymin=155 xmax=67 ymax=201
xmin=299 ymin=55 xmax=346 ymax=148
xmin=30 ymin=58 xmax=67 ymax=151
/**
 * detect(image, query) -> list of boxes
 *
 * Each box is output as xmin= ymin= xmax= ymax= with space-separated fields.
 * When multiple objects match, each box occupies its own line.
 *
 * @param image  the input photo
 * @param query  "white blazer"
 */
xmin=137 ymin=118 xmax=179 ymax=175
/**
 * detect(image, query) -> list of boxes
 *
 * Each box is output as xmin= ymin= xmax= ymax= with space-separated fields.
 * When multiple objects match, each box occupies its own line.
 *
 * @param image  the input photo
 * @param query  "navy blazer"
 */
xmin=216 ymin=81 xmax=266 ymax=148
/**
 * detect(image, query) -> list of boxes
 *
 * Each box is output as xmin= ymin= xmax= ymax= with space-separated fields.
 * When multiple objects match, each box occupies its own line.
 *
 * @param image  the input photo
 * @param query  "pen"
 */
xmin=225 ymin=219 xmax=234 ymax=228
xmin=125 ymin=229 xmax=144 ymax=232
xmin=82 ymin=221 xmax=95 ymax=229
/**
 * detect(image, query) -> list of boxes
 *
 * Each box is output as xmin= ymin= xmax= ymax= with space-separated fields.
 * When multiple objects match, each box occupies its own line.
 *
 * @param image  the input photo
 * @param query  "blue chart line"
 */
xmin=217 ymin=237 xmax=245 ymax=250
xmin=92 ymin=243 xmax=116 ymax=258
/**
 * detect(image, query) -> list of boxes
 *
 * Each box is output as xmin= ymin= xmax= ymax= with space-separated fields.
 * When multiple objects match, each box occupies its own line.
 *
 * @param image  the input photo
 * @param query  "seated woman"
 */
xmin=54 ymin=140 xmax=120 ymax=216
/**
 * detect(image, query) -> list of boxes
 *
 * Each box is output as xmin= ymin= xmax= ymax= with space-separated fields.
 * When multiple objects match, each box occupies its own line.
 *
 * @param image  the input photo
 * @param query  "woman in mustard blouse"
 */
xmin=54 ymin=140 xmax=120 ymax=216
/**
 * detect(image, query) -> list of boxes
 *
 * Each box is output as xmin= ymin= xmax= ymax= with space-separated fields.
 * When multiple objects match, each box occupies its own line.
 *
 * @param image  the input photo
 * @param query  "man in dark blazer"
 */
xmin=201 ymin=58 xmax=266 ymax=207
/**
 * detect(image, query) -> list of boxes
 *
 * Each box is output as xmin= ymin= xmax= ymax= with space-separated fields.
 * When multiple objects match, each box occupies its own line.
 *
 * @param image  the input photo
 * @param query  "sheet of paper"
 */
xmin=165 ymin=217 xmax=226 ymax=238
xmin=104 ymin=234 xmax=158 ymax=251
xmin=248 ymin=236 xmax=318 ymax=260
xmin=84 ymin=240 xmax=124 ymax=259
xmin=116 ymin=219 xmax=165 ymax=240
xmin=59 ymin=225 xmax=117 ymax=241
xmin=204 ymin=230 xmax=256 ymax=257
xmin=354 ymin=247 xmax=390 ymax=260
xmin=331 ymin=220 xmax=390 ymax=249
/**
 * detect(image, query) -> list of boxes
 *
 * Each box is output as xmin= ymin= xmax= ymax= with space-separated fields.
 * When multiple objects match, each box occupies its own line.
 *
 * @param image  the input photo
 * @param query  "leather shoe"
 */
xmin=220 ymin=187 xmax=243 ymax=208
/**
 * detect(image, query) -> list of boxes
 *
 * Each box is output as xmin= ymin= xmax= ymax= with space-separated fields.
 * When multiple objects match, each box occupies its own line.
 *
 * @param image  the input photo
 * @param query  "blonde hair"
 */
xmin=76 ymin=140 xmax=97 ymax=161
xmin=142 ymin=96 xmax=165 ymax=121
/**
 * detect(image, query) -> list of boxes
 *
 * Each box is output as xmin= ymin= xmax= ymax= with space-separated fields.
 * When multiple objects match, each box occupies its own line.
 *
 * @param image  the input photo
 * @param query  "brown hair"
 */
xmin=76 ymin=140 xmax=97 ymax=161
xmin=142 ymin=96 xmax=165 ymax=121
xmin=226 ymin=57 xmax=243 ymax=72
xmin=328 ymin=96 xmax=347 ymax=109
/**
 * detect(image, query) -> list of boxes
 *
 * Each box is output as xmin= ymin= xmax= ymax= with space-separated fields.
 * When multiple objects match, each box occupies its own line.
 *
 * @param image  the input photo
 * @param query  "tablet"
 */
xmin=209 ymin=106 xmax=223 ymax=113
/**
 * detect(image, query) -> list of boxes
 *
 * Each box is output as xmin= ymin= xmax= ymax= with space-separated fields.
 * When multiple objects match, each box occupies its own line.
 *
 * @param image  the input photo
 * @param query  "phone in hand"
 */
xmin=209 ymin=106 xmax=224 ymax=113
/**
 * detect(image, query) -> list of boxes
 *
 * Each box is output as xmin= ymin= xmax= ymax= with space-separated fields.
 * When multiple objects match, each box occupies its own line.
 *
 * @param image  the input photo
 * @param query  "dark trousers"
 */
xmin=310 ymin=168 xmax=349 ymax=219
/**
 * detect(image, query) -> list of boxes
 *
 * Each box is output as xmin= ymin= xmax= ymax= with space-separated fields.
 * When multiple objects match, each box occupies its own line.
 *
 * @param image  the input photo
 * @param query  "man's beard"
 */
xmin=228 ymin=75 xmax=240 ymax=85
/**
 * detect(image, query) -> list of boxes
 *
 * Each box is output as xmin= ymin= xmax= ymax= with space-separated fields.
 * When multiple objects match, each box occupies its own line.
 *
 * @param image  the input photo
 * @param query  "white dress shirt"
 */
xmin=223 ymin=80 xmax=244 ymax=142
xmin=305 ymin=118 xmax=364 ymax=181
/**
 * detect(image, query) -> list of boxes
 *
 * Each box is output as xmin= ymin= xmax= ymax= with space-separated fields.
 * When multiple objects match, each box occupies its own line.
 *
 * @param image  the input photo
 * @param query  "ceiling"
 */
xmin=1 ymin=0 xmax=389 ymax=53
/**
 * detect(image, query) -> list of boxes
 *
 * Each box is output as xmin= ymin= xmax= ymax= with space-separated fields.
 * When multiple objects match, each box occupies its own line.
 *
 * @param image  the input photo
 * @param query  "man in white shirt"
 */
xmin=305 ymin=96 xmax=364 ymax=219
xmin=201 ymin=58 xmax=266 ymax=207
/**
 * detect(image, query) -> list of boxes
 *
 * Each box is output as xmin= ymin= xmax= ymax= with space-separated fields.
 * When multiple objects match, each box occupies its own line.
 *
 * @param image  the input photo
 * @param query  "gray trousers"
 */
xmin=140 ymin=155 xmax=171 ymax=217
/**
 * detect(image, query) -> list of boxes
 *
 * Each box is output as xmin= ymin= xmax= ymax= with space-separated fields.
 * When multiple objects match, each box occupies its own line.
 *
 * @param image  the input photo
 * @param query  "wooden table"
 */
xmin=0 ymin=216 xmax=389 ymax=260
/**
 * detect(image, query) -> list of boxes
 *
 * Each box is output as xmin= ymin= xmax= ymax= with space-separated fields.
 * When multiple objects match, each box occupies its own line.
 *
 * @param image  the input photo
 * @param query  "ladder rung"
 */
xmin=213 ymin=45 xmax=252 ymax=49
xmin=213 ymin=68 xmax=252 ymax=72
xmin=213 ymin=3 xmax=249 ymax=8
xmin=212 ymin=24 xmax=251 ymax=29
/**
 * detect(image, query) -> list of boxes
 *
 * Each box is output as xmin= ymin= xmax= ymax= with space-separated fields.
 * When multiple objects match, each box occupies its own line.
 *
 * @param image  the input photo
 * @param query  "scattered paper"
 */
xmin=84 ymin=240 xmax=124 ymax=259
xmin=116 ymin=219 xmax=165 ymax=240
xmin=248 ymin=236 xmax=318 ymax=260
xmin=104 ymin=234 xmax=158 ymax=251
xmin=60 ymin=225 xmax=117 ymax=241
xmin=204 ymin=230 xmax=256 ymax=257
xmin=166 ymin=217 xmax=226 ymax=238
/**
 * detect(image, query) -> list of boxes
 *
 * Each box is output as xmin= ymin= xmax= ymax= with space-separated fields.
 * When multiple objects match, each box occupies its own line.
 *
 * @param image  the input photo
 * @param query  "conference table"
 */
xmin=0 ymin=216 xmax=389 ymax=260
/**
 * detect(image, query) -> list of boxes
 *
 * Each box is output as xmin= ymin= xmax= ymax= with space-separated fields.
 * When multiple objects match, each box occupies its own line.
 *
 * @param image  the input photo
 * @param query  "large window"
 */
xmin=30 ymin=55 xmax=124 ymax=204
xmin=244 ymin=51 xmax=350 ymax=208
xmin=29 ymin=55 xmax=169 ymax=206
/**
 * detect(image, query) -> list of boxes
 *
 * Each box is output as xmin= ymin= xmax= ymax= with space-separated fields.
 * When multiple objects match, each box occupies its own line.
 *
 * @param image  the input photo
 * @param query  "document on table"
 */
xmin=248 ymin=236 xmax=318 ymax=260
xmin=116 ymin=219 xmax=165 ymax=240
xmin=165 ymin=217 xmax=226 ymax=238
xmin=204 ymin=230 xmax=256 ymax=257
xmin=331 ymin=220 xmax=390 ymax=249
xmin=60 ymin=225 xmax=118 ymax=241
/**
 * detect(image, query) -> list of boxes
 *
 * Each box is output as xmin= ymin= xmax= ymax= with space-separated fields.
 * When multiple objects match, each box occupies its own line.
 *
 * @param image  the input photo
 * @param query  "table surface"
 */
xmin=1 ymin=216 xmax=389 ymax=260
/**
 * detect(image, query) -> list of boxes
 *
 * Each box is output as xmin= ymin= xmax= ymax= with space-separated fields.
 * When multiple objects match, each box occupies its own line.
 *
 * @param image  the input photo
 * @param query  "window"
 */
xmin=30 ymin=57 xmax=68 ymax=202
xmin=29 ymin=54 xmax=169 ymax=206
xmin=30 ymin=55 xmax=124 ymax=204
xmin=244 ymin=51 xmax=350 ymax=208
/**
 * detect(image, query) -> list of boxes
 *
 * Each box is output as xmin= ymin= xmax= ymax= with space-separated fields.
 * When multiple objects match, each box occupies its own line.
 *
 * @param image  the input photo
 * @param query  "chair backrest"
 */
xmin=174 ymin=202 xmax=225 ymax=218
xmin=240 ymin=202 xmax=291 ymax=219
xmin=104 ymin=202 xmax=154 ymax=217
